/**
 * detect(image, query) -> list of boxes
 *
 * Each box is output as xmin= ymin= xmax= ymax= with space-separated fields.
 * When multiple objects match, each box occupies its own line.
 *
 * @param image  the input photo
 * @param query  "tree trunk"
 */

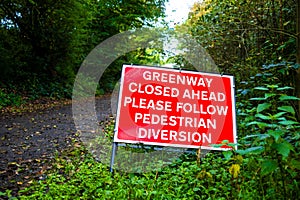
xmin=296 ymin=0 xmax=300 ymax=120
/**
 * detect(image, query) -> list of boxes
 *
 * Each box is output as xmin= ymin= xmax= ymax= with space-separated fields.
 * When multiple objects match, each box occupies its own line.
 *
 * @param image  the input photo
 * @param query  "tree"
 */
xmin=296 ymin=0 xmax=300 ymax=119
xmin=86 ymin=0 xmax=167 ymax=92
xmin=0 ymin=0 xmax=168 ymax=94
xmin=185 ymin=0 xmax=297 ymax=70
xmin=179 ymin=0 xmax=299 ymax=117
xmin=0 ymin=0 xmax=89 ymax=82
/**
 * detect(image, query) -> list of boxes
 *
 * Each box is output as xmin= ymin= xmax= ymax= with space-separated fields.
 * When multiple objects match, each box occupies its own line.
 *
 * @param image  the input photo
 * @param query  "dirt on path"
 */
xmin=0 ymin=95 xmax=113 ymax=197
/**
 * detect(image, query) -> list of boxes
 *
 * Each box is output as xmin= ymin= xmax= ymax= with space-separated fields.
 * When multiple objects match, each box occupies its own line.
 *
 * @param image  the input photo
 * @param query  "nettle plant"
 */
xmin=236 ymin=62 xmax=300 ymax=198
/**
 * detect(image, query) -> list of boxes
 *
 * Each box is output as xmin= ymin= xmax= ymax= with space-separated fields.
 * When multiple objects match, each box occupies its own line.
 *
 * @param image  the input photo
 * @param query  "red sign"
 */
xmin=114 ymin=65 xmax=237 ymax=150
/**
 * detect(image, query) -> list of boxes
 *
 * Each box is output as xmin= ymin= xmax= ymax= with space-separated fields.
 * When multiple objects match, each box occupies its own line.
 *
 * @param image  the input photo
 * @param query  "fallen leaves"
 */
xmin=1 ymin=97 xmax=72 ymax=115
xmin=0 ymin=95 xmax=112 ymax=197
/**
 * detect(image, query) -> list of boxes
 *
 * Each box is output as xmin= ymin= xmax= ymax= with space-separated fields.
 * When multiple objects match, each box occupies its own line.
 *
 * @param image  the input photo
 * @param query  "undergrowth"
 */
xmin=1 ymin=62 xmax=300 ymax=199
xmin=0 ymin=76 xmax=72 ymax=110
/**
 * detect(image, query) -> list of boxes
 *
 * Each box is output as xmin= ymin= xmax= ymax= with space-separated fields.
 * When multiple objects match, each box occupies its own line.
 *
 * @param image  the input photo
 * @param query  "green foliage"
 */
xmin=16 ymin=65 xmax=300 ymax=199
xmin=1 ymin=0 xmax=88 ymax=78
xmin=3 ymin=61 xmax=299 ymax=199
xmin=13 ymin=147 xmax=241 ymax=199
xmin=15 ymin=136 xmax=299 ymax=199
xmin=98 ymin=27 xmax=168 ymax=93
xmin=0 ymin=73 xmax=73 ymax=109
xmin=185 ymin=0 xmax=297 ymax=74
xmin=1 ymin=1 xmax=300 ymax=199
xmin=0 ymin=88 xmax=23 ymax=109
xmin=0 ymin=0 xmax=168 ymax=102
xmin=235 ymin=62 xmax=300 ymax=199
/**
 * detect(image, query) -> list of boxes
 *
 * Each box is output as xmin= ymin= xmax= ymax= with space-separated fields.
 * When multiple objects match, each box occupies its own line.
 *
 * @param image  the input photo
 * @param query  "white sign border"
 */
xmin=113 ymin=64 xmax=237 ymax=151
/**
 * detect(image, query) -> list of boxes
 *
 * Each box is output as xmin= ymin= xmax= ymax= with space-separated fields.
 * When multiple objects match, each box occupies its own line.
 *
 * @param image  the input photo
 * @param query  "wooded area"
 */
xmin=1 ymin=0 xmax=300 ymax=199
xmin=0 ymin=0 xmax=166 ymax=102
xmin=185 ymin=0 xmax=300 ymax=119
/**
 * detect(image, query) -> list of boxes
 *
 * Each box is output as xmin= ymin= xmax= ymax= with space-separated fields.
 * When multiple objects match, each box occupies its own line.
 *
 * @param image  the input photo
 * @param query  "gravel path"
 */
xmin=0 ymin=95 xmax=113 ymax=197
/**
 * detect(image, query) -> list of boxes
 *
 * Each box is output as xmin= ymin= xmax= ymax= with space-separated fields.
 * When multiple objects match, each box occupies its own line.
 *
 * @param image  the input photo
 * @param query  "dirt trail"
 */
xmin=0 ymin=95 xmax=113 ymax=196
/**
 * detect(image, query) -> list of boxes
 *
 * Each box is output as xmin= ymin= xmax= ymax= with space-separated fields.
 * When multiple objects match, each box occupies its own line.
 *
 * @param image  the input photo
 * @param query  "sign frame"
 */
xmin=113 ymin=64 xmax=237 ymax=151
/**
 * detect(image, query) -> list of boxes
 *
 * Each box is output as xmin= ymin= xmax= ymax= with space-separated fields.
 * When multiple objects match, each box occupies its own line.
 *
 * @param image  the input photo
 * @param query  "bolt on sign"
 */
xmin=114 ymin=64 xmax=237 ymax=150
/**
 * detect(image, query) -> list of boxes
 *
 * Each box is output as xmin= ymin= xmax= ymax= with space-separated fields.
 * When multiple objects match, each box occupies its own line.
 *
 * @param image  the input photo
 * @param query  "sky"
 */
xmin=165 ymin=0 xmax=201 ymax=27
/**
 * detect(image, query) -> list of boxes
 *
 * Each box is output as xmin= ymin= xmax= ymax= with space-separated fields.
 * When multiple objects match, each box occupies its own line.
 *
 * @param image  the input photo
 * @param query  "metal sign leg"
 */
xmin=109 ymin=142 xmax=118 ymax=173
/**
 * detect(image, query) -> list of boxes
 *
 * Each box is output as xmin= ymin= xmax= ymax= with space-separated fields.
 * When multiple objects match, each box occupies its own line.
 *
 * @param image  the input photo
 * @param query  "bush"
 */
xmin=0 ymin=89 xmax=23 ymax=109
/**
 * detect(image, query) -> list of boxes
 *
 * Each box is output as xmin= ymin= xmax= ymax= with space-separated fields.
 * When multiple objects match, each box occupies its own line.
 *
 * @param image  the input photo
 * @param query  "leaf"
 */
xmin=210 ymin=144 xmax=223 ymax=148
xmin=227 ymin=143 xmax=238 ymax=148
xmin=273 ymin=142 xmax=294 ymax=159
xmin=257 ymin=103 xmax=271 ymax=113
xmin=277 ymin=86 xmax=294 ymax=91
xmin=283 ymin=21 xmax=291 ymax=26
xmin=272 ymin=112 xmax=287 ymax=119
xmin=229 ymin=164 xmax=240 ymax=178
xmin=264 ymin=93 xmax=276 ymax=99
xmin=246 ymin=121 xmax=270 ymax=128
xmin=261 ymin=159 xmax=278 ymax=175
xmin=222 ymin=150 xmax=233 ymax=160
xmin=221 ymin=140 xmax=229 ymax=144
xmin=267 ymin=130 xmax=282 ymax=142
xmin=291 ymin=159 xmax=300 ymax=170
xmin=255 ymin=113 xmax=272 ymax=120
xmin=278 ymin=120 xmax=299 ymax=125
xmin=279 ymin=95 xmax=300 ymax=101
xmin=278 ymin=106 xmax=295 ymax=115
xmin=250 ymin=97 xmax=266 ymax=101
xmin=244 ymin=134 xmax=269 ymax=140
xmin=266 ymin=85 xmax=278 ymax=89
xmin=236 ymin=146 xmax=264 ymax=155
xmin=28 ymin=0 xmax=37 ymax=5
xmin=254 ymin=86 xmax=269 ymax=91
